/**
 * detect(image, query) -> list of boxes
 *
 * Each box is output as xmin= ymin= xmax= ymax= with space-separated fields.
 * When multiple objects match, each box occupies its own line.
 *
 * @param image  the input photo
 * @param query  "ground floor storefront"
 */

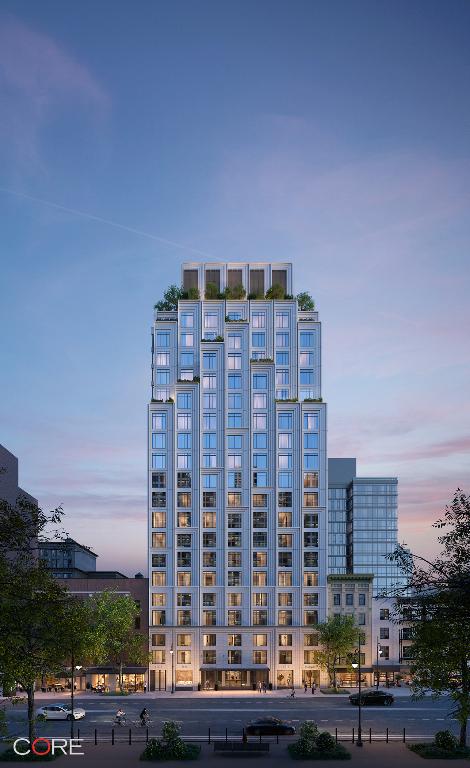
xmin=37 ymin=667 xmax=148 ymax=694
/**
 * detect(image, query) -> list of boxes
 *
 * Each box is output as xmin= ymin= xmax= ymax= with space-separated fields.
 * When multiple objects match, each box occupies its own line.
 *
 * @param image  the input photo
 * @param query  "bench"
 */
xmin=213 ymin=742 xmax=270 ymax=753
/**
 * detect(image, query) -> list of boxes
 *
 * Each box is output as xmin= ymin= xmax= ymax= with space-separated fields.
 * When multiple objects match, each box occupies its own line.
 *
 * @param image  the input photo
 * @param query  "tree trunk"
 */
xmin=119 ymin=660 xmax=123 ymax=693
xmin=459 ymin=718 xmax=467 ymax=748
xmin=332 ymin=661 xmax=337 ymax=690
xmin=27 ymin=684 xmax=35 ymax=742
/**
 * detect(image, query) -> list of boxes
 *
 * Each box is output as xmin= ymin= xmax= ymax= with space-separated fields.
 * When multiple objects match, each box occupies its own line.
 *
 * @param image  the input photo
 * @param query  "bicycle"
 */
xmin=133 ymin=718 xmax=152 ymax=728
xmin=113 ymin=716 xmax=128 ymax=727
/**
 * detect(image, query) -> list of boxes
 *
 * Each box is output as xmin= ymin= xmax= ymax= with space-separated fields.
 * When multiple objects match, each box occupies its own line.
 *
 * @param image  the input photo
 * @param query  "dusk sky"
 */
xmin=1 ymin=0 xmax=469 ymax=575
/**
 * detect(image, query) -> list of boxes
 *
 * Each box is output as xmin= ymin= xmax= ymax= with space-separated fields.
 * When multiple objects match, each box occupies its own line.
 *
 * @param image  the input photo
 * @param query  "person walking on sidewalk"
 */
xmin=312 ymin=682 xmax=317 ymax=695
xmin=258 ymin=681 xmax=262 ymax=693
xmin=290 ymin=687 xmax=295 ymax=698
xmin=304 ymin=682 xmax=308 ymax=694
xmin=262 ymin=681 xmax=267 ymax=694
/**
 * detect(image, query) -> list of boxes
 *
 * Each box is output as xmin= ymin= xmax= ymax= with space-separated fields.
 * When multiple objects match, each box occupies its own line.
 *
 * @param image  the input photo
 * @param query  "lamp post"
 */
xmin=170 ymin=644 xmax=175 ymax=694
xmin=351 ymin=630 xmax=363 ymax=747
xmin=376 ymin=637 xmax=383 ymax=691
xmin=69 ymin=654 xmax=82 ymax=740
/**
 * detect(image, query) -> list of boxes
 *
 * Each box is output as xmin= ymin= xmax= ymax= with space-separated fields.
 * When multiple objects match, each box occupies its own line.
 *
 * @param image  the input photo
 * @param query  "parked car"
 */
xmin=37 ymin=704 xmax=86 ymax=721
xmin=349 ymin=690 xmax=394 ymax=706
xmin=245 ymin=717 xmax=295 ymax=735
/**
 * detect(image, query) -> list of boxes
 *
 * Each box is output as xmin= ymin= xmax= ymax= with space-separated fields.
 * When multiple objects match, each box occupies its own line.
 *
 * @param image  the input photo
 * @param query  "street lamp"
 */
xmin=351 ymin=630 xmax=363 ymax=748
xmin=70 ymin=659 xmax=82 ymax=740
xmin=170 ymin=645 xmax=175 ymax=694
xmin=376 ymin=637 xmax=383 ymax=691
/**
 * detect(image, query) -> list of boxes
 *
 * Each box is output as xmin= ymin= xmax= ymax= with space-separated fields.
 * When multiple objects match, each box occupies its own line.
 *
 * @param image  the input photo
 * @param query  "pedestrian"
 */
xmin=144 ymin=682 xmax=147 ymax=693
xmin=290 ymin=687 xmax=295 ymax=698
xmin=258 ymin=681 xmax=262 ymax=693
xmin=312 ymin=682 xmax=316 ymax=695
xmin=304 ymin=682 xmax=308 ymax=694
xmin=263 ymin=681 xmax=267 ymax=694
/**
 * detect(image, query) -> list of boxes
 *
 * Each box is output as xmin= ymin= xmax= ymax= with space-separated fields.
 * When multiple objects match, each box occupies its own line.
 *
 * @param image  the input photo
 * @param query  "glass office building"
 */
xmin=147 ymin=262 xmax=328 ymax=690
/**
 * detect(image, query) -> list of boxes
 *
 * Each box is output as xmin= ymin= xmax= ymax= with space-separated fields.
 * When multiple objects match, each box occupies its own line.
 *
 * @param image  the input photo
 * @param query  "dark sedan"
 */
xmin=245 ymin=717 xmax=296 ymax=735
xmin=349 ymin=690 xmax=394 ymax=706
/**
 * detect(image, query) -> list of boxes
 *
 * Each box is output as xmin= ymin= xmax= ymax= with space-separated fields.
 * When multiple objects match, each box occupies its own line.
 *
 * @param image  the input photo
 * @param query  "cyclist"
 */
xmin=115 ymin=708 xmax=126 ymax=725
xmin=139 ymin=707 xmax=150 ymax=727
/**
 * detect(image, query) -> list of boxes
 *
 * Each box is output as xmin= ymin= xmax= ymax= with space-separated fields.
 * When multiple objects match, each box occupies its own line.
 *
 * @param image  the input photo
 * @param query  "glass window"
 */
xmin=228 ymin=513 xmax=242 ymax=528
xmin=253 ymin=453 xmax=267 ymax=468
xmin=278 ymin=433 xmax=292 ymax=449
xmin=156 ymin=332 xmax=170 ymax=347
xmin=278 ymin=610 xmax=292 ymax=626
xmin=228 ymin=393 xmax=242 ymax=408
xmin=228 ymin=492 xmax=242 ymax=507
xmin=276 ymin=352 xmax=289 ymax=365
xmin=180 ymin=312 xmax=193 ymax=327
xmin=180 ymin=333 xmax=194 ymax=347
xmin=278 ymin=413 xmax=292 ymax=429
xmin=253 ymin=572 xmax=267 ymax=586
xmin=152 ymin=471 xmax=166 ymax=488
xmin=203 ymin=454 xmax=217 ymax=468
xmin=203 ymin=511 xmax=216 ymax=528
xmin=203 ymin=474 xmax=217 ymax=488
xmin=252 ymin=332 xmax=265 ymax=347
xmin=204 ymin=312 xmax=218 ymax=328
xmin=177 ymin=433 xmax=192 ymax=449
xmin=303 ymin=492 xmax=318 ymax=508
xmin=203 ymin=491 xmax=216 ymax=507
xmin=177 ymin=453 xmax=192 ymax=469
xmin=228 ymin=334 xmax=242 ymax=349
xmin=278 ymin=572 xmax=292 ymax=586
xmin=300 ymin=331 xmax=314 ymax=347
xmin=228 ymin=471 xmax=242 ymax=488
xmin=203 ymin=414 xmax=217 ymax=429
xmin=278 ymin=454 xmax=292 ymax=469
xmin=227 ymin=354 xmax=241 ymax=371
xmin=155 ymin=352 xmax=170 ymax=366
xmin=228 ymin=374 xmax=242 ymax=389
xmin=253 ymin=414 xmax=267 ymax=430
xmin=278 ymin=491 xmax=292 ymax=507
xmin=203 ymin=634 xmax=216 ymax=646
xmin=180 ymin=352 xmax=194 ymax=367
xmin=253 ymin=433 xmax=267 ymax=449
xmin=300 ymin=370 xmax=314 ymax=385
xmin=304 ymin=572 xmax=318 ymax=587
xmin=276 ymin=369 xmax=289 ymax=385
xmin=177 ymin=414 xmax=192 ymax=430
xmin=156 ymin=370 xmax=170 ymax=385
xmin=228 ymin=413 xmax=242 ymax=428
xmin=203 ymin=374 xmax=216 ymax=389
xmin=253 ymin=493 xmax=268 ymax=507
xmin=177 ymin=393 xmax=192 ymax=409
xmin=152 ymin=454 xmax=166 ymax=469
xmin=252 ymin=312 xmax=265 ymax=328
xmin=203 ymin=393 xmax=217 ymax=408
xmin=276 ymin=332 xmax=289 ymax=347
xmin=253 ymin=472 xmax=268 ymax=488
xmin=253 ymin=393 xmax=267 ymax=409
xmin=228 ymin=435 xmax=242 ymax=449
xmin=203 ymin=352 xmax=217 ymax=369
xmin=203 ymin=433 xmax=216 ymax=449
xmin=299 ymin=352 xmax=314 ymax=365
xmin=253 ymin=510 xmax=267 ymax=527
xmin=276 ymin=312 xmax=289 ymax=328
xmin=304 ymin=454 xmax=319 ymax=470
xmin=303 ymin=413 xmax=318 ymax=430
xmin=152 ymin=433 xmax=166 ymax=449
xmin=359 ymin=594 xmax=366 ymax=606
xmin=253 ymin=374 xmax=267 ymax=389
xmin=278 ymin=472 xmax=292 ymax=488
xmin=228 ymin=454 xmax=242 ymax=468
xmin=278 ymin=511 xmax=292 ymax=527
xmin=152 ymin=413 xmax=167 ymax=430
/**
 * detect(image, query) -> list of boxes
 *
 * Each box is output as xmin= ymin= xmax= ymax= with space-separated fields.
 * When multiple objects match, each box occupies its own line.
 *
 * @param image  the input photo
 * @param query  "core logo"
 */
xmin=13 ymin=738 xmax=84 ymax=756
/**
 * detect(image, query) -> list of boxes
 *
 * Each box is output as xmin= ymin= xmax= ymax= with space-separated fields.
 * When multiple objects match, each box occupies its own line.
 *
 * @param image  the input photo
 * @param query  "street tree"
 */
xmin=88 ymin=591 xmax=149 ymax=692
xmin=387 ymin=490 xmax=470 ymax=746
xmin=313 ymin=615 xmax=359 ymax=690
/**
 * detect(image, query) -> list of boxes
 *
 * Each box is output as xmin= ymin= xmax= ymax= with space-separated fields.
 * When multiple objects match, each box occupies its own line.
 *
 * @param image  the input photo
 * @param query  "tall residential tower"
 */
xmin=148 ymin=263 xmax=327 ymax=690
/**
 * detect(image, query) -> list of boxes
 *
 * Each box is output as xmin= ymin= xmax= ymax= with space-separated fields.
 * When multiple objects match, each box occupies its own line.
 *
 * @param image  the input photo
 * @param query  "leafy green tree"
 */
xmin=297 ymin=291 xmax=315 ymax=310
xmin=0 ymin=495 xmax=97 ymax=741
xmin=265 ymin=283 xmax=285 ymax=300
xmin=155 ymin=284 xmax=184 ymax=311
xmin=88 ymin=591 xmax=149 ymax=692
xmin=187 ymin=286 xmax=200 ymax=300
xmin=313 ymin=615 xmax=359 ymax=689
xmin=388 ymin=491 xmax=470 ymax=746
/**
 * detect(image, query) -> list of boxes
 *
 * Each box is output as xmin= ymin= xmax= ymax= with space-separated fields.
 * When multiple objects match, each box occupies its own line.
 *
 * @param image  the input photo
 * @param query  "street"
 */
xmin=3 ymin=693 xmax=462 ymax=741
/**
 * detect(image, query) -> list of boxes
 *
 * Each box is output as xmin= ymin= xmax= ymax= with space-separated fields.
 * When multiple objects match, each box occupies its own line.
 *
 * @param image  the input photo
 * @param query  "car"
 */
xmin=245 ymin=717 xmax=296 ymax=735
xmin=349 ymin=690 xmax=394 ymax=706
xmin=36 ymin=704 xmax=86 ymax=721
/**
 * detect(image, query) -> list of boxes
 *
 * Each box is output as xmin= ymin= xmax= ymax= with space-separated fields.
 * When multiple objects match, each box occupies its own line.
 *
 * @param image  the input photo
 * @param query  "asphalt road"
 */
xmin=3 ymin=695 xmax=462 ymax=741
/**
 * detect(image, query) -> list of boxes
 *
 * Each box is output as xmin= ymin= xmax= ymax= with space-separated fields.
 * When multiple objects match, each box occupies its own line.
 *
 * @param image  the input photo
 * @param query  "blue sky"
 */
xmin=1 ymin=0 xmax=469 ymax=574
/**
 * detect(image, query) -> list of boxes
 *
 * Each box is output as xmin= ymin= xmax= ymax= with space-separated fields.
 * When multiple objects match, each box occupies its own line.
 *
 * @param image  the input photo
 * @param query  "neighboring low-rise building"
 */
xmin=0 ymin=443 xmax=37 ymax=506
xmin=327 ymin=574 xmax=374 ymax=686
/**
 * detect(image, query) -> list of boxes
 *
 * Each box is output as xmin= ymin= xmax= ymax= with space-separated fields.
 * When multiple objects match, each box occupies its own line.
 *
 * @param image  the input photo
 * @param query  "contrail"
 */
xmin=0 ymin=186 xmax=214 ymax=258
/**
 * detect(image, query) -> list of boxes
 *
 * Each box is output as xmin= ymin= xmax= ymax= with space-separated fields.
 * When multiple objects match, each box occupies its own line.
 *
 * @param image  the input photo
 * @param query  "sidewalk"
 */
xmin=4 ymin=742 xmax=465 ymax=767
xmin=18 ymin=686 xmax=414 ymax=701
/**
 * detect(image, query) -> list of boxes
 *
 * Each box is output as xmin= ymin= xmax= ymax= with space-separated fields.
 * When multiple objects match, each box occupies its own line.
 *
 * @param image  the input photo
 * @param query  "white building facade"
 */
xmin=147 ymin=262 xmax=328 ymax=690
